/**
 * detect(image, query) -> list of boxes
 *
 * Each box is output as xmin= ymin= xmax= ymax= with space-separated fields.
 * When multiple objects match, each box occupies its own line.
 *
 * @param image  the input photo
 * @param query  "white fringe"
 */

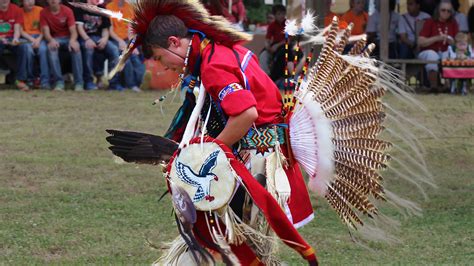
xmin=290 ymin=92 xmax=334 ymax=196
xmin=153 ymin=236 xmax=198 ymax=266
xmin=179 ymin=83 xmax=206 ymax=149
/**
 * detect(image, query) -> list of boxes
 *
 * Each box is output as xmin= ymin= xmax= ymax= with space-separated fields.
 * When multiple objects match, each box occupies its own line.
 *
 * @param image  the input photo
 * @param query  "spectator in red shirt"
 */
xmin=206 ymin=0 xmax=246 ymax=31
xmin=418 ymin=0 xmax=458 ymax=92
xmin=0 ymin=0 xmax=30 ymax=90
xmin=258 ymin=4 xmax=286 ymax=75
xmin=40 ymin=0 xmax=83 ymax=91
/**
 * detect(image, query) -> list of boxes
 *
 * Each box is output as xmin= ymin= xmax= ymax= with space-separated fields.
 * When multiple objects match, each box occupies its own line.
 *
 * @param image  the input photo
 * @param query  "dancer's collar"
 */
xmin=186 ymin=33 xmax=211 ymax=77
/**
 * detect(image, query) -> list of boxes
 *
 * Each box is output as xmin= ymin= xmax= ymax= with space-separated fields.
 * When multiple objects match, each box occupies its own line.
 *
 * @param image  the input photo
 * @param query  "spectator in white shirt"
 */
xmin=366 ymin=0 xmax=400 ymax=59
xmin=398 ymin=0 xmax=431 ymax=58
xmin=451 ymin=0 xmax=468 ymax=32
xmin=468 ymin=5 xmax=474 ymax=40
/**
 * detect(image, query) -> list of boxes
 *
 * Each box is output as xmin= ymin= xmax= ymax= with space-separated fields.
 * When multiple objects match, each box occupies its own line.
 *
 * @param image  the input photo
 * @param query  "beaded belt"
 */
xmin=240 ymin=124 xmax=286 ymax=153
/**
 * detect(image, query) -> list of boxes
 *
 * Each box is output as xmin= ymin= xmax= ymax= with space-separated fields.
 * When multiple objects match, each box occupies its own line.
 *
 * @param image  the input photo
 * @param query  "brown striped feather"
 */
xmin=333 ymin=138 xmax=392 ymax=151
xmin=336 ymin=23 xmax=354 ymax=53
xmin=335 ymin=163 xmax=385 ymax=199
xmin=326 ymin=187 xmax=363 ymax=227
xmin=333 ymin=123 xmax=384 ymax=139
xmin=334 ymin=149 xmax=388 ymax=171
xmin=331 ymin=179 xmax=378 ymax=215
xmin=332 ymin=112 xmax=386 ymax=133
xmin=348 ymin=36 xmax=367 ymax=55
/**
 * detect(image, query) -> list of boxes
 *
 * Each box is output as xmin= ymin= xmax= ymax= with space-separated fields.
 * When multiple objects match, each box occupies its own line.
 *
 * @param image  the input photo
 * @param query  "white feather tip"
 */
xmin=301 ymin=11 xmax=317 ymax=33
xmin=285 ymin=19 xmax=299 ymax=36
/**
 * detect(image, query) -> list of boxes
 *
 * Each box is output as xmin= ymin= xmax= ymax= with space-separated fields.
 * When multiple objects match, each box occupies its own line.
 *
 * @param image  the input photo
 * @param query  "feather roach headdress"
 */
xmin=70 ymin=0 xmax=252 ymax=78
xmin=121 ymin=0 xmax=251 ymax=78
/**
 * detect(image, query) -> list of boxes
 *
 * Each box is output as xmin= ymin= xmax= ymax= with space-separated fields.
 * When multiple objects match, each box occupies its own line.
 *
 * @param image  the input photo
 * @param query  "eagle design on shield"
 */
xmin=175 ymin=150 xmax=220 ymax=202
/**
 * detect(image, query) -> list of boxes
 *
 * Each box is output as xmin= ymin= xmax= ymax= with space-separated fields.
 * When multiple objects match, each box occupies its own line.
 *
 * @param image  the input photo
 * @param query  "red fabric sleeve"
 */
xmin=220 ymin=89 xmax=257 ymax=116
xmin=65 ymin=6 xmax=76 ymax=27
xmin=39 ymin=9 xmax=47 ymax=27
xmin=13 ymin=5 xmax=24 ymax=25
xmin=266 ymin=22 xmax=275 ymax=39
xmin=201 ymin=53 xmax=257 ymax=117
xmin=419 ymin=19 xmax=434 ymax=37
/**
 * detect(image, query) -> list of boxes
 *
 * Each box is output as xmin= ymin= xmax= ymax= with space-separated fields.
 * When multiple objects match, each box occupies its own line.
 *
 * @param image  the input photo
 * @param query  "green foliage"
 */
xmin=245 ymin=2 xmax=272 ymax=24
xmin=0 ymin=88 xmax=473 ymax=264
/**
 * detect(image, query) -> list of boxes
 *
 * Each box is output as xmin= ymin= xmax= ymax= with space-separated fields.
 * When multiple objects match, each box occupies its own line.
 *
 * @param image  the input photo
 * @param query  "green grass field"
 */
xmin=0 ymin=89 xmax=473 ymax=264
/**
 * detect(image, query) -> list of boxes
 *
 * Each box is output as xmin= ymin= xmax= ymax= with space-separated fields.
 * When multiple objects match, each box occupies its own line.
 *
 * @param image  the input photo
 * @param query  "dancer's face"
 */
xmin=151 ymin=36 xmax=189 ymax=73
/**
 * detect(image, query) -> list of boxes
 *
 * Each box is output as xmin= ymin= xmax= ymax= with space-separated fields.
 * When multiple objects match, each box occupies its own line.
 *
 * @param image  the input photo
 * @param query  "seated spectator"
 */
xmin=75 ymin=0 xmax=121 ymax=91
xmin=40 ymin=0 xmax=83 ymax=91
xmin=21 ymin=0 xmax=50 ymax=89
xmin=0 ymin=0 xmax=29 ymax=91
xmin=324 ymin=0 xmax=338 ymax=27
xmin=206 ymin=0 xmax=246 ymax=31
xmin=420 ymin=0 xmax=438 ymax=16
xmin=254 ymin=12 xmax=274 ymax=33
xmin=418 ymin=0 xmax=458 ymax=92
xmin=106 ymin=0 xmax=144 ymax=92
xmin=366 ymin=0 xmax=400 ymax=59
xmin=451 ymin=0 xmax=468 ymax=33
xmin=323 ymin=0 xmax=347 ymax=29
xmin=469 ymin=5 xmax=474 ymax=41
xmin=444 ymin=32 xmax=472 ymax=94
xmin=259 ymin=4 xmax=286 ymax=76
xmin=398 ymin=0 xmax=431 ymax=59
xmin=341 ymin=0 xmax=368 ymax=36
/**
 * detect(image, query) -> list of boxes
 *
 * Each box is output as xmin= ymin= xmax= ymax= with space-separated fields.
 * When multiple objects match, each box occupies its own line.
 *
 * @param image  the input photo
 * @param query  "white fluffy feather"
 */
xmin=290 ymin=92 xmax=335 ymax=196
xmin=301 ymin=11 xmax=317 ymax=34
xmin=284 ymin=19 xmax=299 ymax=36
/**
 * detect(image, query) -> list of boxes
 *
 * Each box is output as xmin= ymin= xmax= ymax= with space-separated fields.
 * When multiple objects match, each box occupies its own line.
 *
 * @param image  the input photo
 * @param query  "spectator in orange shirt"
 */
xmin=106 ymin=0 xmax=145 ymax=92
xmin=21 ymin=0 xmax=50 ymax=89
xmin=341 ymin=0 xmax=368 ymax=35
xmin=323 ymin=0 xmax=347 ymax=29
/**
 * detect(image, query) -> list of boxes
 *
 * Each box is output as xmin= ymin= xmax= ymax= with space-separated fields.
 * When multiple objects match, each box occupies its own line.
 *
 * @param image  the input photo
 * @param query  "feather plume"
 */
xmin=301 ymin=11 xmax=317 ymax=34
xmin=108 ymin=0 xmax=252 ymax=78
xmin=131 ymin=0 xmax=251 ymax=48
xmin=69 ymin=2 xmax=133 ymax=23
xmin=284 ymin=19 xmax=299 ymax=36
